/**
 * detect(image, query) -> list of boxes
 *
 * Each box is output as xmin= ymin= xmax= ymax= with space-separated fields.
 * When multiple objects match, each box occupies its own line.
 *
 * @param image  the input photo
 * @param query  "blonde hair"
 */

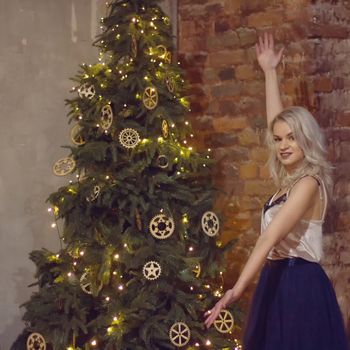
xmin=266 ymin=106 xmax=333 ymax=196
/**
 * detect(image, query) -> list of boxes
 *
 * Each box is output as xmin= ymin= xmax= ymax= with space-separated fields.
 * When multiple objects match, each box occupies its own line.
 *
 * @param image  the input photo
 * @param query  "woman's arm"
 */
xmin=256 ymin=33 xmax=284 ymax=126
xmin=204 ymin=176 xmax=319 ymax=328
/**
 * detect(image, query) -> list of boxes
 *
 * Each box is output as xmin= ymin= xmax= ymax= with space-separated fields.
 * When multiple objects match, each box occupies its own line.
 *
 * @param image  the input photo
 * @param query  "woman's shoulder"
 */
xmin=287 ymin=175 xmax=319 ymax=198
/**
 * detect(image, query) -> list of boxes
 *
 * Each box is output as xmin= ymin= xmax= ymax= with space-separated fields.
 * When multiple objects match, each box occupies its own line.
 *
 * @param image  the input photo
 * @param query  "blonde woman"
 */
xmin=205 ymin=33 xmax=348 ymax=350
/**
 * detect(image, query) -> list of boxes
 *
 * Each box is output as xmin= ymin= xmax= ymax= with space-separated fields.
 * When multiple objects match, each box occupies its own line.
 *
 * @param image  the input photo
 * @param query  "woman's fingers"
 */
xmin=268 ymin=32 xmax=274 ymax=49
xmin=255 ymin=43 xmax=261 ymax=56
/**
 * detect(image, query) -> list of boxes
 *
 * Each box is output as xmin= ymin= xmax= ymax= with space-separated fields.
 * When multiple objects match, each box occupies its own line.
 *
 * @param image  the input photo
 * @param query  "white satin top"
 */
xmin=261 ymin=175 xmax=328 ymax=263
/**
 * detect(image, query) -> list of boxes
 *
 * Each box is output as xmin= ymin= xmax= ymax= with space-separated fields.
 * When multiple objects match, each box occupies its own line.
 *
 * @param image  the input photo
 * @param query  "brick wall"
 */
xmin=178 ymin=0 xmax=350 ymax=340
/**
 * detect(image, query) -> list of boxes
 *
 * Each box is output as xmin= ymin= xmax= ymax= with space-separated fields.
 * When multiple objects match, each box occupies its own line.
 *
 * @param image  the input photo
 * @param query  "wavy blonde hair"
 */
xmin=266 ymin=106 xmax=333 ymax=196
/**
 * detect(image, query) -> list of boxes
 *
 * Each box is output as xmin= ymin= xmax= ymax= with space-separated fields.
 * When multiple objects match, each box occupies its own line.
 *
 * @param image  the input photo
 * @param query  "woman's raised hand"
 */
xmin=256 ymin=32 xmax=284 ymax=73
xmin=204 ymin=288 xmax=240 ymax=328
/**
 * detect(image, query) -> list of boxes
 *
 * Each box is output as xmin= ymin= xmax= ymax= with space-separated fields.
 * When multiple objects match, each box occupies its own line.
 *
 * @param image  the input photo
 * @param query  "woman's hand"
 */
xmin=256 ymin=32 xmax=284 ymax=73
xmin=204 ymin=288 xmax=241 ymax=328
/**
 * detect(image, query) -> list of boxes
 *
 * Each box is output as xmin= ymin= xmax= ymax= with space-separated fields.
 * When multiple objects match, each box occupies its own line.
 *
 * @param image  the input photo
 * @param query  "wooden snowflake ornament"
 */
xmin=201 ymin=211 xmax=220 ymax=237
xmin=53 ymin=157 xmax=76 ymax=176
xmin=143 ymin=86 xmax=158 ymax=110
xmin=149 ymin=213 xmax=175 ymax=239
xmin=100 ymin=104 xmax=114 ymax=130
xmin=86 ymin=185 xmax=101 ymax=202
xmin=119 ymin=128 xmax=140 ymax=149
xmin=26 ymin=333 xmax=46 ymax=350
xmin=161 ymin=119 xmax=169 ymax=138
xmin=143 ymin=261 xmax=162 ymax=281
xmin=214 ymin=309 xmax=234 ymax=333
xmin=70 ymin=124 xmax=85 ymax=145
xmin=78 ymin=83 xmax=95 ymax=99
xmin=165 ymin=75 xmax=175 ymax=93
xmin=169 ymin=322 xmax=191 ymax=347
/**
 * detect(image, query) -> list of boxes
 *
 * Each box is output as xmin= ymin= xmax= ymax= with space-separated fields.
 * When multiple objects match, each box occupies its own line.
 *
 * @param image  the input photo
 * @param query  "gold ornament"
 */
xmin=119 ymin=128 xmax=140 ymax=149
xmin=192 ymin=263 xmax=201 ymax=278
xmin=80 ymin=271 xmax=102 ymax=295
xmin=164 ymin=51 xmax=172 ymax=64
xmin=26 ymin=333 xmax=46 ymax=350
xmin=118 ymin=55 xmax=131 ymax=66
xmin=70 ymin=124 xmax=85 ymax=145
xmin=156 ymin=45 xmax=167 ymax=56
xmin=149 ymin=213 xmax=175 ymax=240
xmin=156 ymin=45 xmax=172 ymax=64
xmin=53 ymin=157 xmax=76 ymax=176
xmin=100 ymin=104 xmax=114 ymax=130
xmin=201 ymin=211 xmax=220 ymax=237
xmin=143 ymin=261 xmax=162 ymax=281
xmin=169 ymin=322 xmax=191 ymax=347
xmin=78 ymin=83 xmax=95 ymax=99
xmin=161 ymin=120 xmax=169 ymax=138
xmin=143 ymin=86 xmax=158 ymax=110
xmin=86 ymin=185 xmax=101 ymax=202
xmin=131 ymin=35 xmax=137 ymax=58
xmin=214 ymin=309 xmax=234 ymax=333
xmin=135 ymin=208 xmax=142 ymax=231
xmin=165 ymin=75 xmax=175 ymax=93
xmin=157 ymin=155 xmax=169 ymax=169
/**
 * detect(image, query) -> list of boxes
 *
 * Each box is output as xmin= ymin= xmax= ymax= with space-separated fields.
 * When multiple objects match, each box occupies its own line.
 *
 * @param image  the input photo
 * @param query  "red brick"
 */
xmin=213 ymin=116 xmax=249 ymax=132
xmin=313 ymin=76 xmax=333 ymax=93
xmin=251 ymin=147 xmax=269 ymax=162
xmin=247 ymin=10 xmax=285 ymax=27
xmin=235 ymin=65 xmax=256 ymax=81
xmin=245 ymin=180 xmax=274 ymax=196
xmin=208 ymin=49 xmax=246 ymax=67
xmin=240 ymin=163 xmax=258 ymax=179
xmin=238 ymin=128 xmax=260 ymax=146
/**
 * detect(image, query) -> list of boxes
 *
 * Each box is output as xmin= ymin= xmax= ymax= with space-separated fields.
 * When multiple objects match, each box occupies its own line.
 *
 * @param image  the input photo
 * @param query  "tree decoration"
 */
xmin=78 ymin=83 xmax=96 ymax=99
xmin=100 ymin=104 xmax=114 ymax=131
xmin=214 ymin=309 xmax=234 ymax=334
xmin=80 ymin=271 xmax=103 ymax=295
xmin=165 ymin=75 xmax=175 ymax=93
xmin=118 ymin=55 xmax=131 ymax=66
xmin=118 ymin=128 xmax=140 ymax=149
xmin=135 ymin=207 xmax=142 ymax=231
xmin=86 ymin=185 xmax=101 ymax=202
xmin=192 ymin=263 xmax=201 ymax=278
xmin=26 ymin=333 xmax=46 ymax=350
xmin=201 ymin=211 xmax=220 ymax=237
xmin=142 ymin=261 xmax=162 ymax=281
xmin=70 ymin=124 xmax=85 ymax=145
xmin=149 ymin=213 xmax=175 ymax=240
xmin=169 ymin=322 xmax=191 ymax=347
xmin=142 ymin=86 xmax=158 ymax=110
xmin=157 ymin=155 xmax=169 ymax=169
xmin=131 ymin=35 xmax=138 ymax=58
xmin=52 ymin=157 xmax=76 ymax=176
xmin=161 ymin=119 xmax=169 ymax=138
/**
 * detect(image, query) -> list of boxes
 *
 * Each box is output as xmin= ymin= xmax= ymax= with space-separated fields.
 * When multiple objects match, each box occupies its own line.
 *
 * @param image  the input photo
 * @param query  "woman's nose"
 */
xmin=279 ymin=139 xmax=289 ymax=149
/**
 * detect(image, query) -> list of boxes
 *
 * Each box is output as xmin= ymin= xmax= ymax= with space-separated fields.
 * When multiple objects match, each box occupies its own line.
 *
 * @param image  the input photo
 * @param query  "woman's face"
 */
xmin=272 ymin=120 xmax=304 ymax=173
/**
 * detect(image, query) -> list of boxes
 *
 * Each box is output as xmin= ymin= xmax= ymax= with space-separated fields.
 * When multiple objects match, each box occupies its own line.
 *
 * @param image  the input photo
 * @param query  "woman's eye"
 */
xmin=289 ymin=135 xmax=295 ymax=141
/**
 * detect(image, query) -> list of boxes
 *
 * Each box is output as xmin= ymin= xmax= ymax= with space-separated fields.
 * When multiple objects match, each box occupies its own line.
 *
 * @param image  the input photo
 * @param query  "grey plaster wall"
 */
xmin=0 ymin=1 xmax=176 ymax=348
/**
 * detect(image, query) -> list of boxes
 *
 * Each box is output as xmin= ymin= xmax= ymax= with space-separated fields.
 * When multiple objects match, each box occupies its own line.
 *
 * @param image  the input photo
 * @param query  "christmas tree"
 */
xmin=12 ymin=1 xmax=242 ymax=349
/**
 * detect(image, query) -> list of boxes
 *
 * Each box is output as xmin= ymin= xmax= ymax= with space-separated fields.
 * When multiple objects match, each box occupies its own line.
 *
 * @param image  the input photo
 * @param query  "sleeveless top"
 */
xmin=261 ymin=175 xmax=328 ymax=263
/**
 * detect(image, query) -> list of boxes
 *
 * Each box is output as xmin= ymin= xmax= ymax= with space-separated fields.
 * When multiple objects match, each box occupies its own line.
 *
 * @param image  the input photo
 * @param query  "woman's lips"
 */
xmin=280 ymin=152 xmax=292 ymax=159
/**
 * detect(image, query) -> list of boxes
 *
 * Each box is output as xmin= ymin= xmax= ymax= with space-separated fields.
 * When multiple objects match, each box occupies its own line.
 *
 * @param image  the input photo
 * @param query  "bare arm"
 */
xmin=204 ymin=176 xmax=319 ymax=328
xmin=256 ymin=33 xmax=284 ymax=127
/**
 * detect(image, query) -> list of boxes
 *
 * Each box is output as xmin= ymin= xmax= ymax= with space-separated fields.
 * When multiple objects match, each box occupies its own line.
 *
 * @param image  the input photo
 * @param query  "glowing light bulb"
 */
xmin=114 ymin=254 xmax=120 ymax=260
xmin=79 ymin=251 xmax=85 ymax=256
xmin=118 ymin=285 xmax=124 ymax=290
xmin=91 ymin=340 xmax=97 ymax=346
xmin=189 ymin=246 xmax=194 ymax=252
xmin=105 ymin=296 xmax=110 ymax=301
xmin=67 ymin=272 xmax=72 ymax=277
xmin=206 ymin=339 xmax=211 ymax=346
xmin=47 ymin=208 xmax=52 ymax=212
xmin=51 ymin=223 xmax=56 ymax=228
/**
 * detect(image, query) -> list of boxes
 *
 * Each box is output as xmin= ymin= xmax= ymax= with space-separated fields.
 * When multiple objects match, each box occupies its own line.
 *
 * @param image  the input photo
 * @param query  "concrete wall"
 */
xmin=0 ymin=1 xmax=176 ymax=348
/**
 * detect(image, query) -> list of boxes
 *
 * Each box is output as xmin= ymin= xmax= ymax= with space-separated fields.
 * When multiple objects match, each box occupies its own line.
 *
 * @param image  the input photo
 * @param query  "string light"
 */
xmin=79 ymin=251 xmax=85 ymax=256
xmin=51 ymin=223 xmax=56 ymax=228
xmin=118 ymin=284 xmax=124 ymax=290
xmin=189 ymin=246 xmax=194 ymax=252
xmin=205 ymin=339 xmax=211 ymax=346
xmin=105 ymin=296 xmax=110 ymax=302
xmin=90 ymin=340 xmax=97 ymax=347
xmin=47 ymin=208 xmax=52 ymax=212
xmin=114 ymin=254 xmax=120 ymax=260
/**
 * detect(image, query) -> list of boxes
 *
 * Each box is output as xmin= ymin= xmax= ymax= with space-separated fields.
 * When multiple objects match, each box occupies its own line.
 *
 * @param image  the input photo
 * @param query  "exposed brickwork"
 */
xmin=178 ymin=0 xmax=350 ymax=340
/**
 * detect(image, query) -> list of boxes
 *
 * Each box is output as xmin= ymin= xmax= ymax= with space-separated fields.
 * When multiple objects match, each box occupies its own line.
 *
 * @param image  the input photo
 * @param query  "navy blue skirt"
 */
xmin=243 ymin=258 xmax=349 ymax=350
